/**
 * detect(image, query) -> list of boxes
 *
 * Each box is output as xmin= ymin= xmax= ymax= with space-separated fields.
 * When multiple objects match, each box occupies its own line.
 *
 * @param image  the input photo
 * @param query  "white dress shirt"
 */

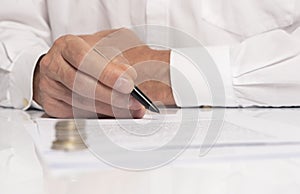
xmin=1 ymin=0 xmax=300 ymax=109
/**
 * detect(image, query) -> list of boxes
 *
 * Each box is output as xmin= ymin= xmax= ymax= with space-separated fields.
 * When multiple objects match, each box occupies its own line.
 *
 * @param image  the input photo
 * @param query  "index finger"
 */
xmin=61 ymin=36 xmax=136 ymax=94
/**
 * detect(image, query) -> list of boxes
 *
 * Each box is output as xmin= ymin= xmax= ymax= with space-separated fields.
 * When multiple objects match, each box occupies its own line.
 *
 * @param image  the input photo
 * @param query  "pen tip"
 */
xmin=149 ymin=105 xmax=160 ymax=114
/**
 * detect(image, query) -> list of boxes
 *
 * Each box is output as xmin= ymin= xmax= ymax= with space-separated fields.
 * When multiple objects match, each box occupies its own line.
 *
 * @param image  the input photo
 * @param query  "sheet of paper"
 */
xmin=24 ymin=108 xmax=300 ymax=174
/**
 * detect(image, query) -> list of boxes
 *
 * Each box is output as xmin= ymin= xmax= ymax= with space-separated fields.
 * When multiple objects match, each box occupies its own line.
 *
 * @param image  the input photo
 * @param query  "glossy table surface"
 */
xmin=1 ymin=107 xmax=300 ymax=194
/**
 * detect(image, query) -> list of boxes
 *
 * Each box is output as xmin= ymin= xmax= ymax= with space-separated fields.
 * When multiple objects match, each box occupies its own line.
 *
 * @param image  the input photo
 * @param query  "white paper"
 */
xmin=23 ymin=108 xmax=300 ymax=174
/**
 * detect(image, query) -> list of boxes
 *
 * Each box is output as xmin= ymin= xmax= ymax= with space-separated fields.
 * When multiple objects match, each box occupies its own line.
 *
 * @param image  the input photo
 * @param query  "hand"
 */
xmin=123 ymin=46 xmax=176 ymax=106
xmin=33 ymin=30 xmax=145 ymax=118
xmin=83 ymin=28 xmax=176 ymax=106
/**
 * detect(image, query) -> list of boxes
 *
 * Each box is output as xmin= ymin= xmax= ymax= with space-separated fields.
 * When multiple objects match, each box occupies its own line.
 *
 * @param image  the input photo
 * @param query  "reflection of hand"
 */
xmin=33 ymin=31 xmax=145 ymax=118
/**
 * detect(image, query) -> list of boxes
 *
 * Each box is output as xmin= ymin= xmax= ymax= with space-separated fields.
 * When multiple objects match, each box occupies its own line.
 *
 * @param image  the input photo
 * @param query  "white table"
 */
xmin=1 ymin=107 xmax=300 ymax=194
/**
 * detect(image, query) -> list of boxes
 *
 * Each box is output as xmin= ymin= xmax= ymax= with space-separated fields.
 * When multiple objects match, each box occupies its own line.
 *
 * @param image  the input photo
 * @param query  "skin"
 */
xmin=33 ymin=29 xmax=175 ymax=118
xmin=123 ymin=46 xmax=175 ymax=106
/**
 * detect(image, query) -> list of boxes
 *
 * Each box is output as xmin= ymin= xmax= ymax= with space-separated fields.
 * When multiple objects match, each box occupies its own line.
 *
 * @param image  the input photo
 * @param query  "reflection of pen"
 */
xmin=93 ymin=48 xmax=160 ymax=113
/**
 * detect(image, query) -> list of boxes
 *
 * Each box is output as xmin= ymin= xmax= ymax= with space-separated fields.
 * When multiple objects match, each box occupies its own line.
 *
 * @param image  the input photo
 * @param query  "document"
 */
xmin=24 ymin=108 xmax=300 ymax=173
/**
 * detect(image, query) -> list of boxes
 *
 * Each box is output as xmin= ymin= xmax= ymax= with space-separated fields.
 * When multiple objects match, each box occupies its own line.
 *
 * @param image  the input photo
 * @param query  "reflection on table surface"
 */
xmin=1 ymin=107 xmax=300 ymax=194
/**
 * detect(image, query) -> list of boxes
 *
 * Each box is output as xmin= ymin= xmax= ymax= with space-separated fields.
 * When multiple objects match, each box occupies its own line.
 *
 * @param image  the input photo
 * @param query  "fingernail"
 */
xmin=131 ymin=107 xmax=146 ymax=119
xmin=115 ymin=76 xmax=134 ymax=93
xmin=129 ymin=98 xmax=142 ymax=110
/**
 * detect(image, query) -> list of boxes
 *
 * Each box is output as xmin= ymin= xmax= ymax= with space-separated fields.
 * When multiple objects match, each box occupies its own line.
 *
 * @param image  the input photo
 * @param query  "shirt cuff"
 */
xmin=31 ymin=100 xmax=43 ymax=110
xmin=170 ymin=46 xmax=236 ymax=107
xmin=10 ymin=45 xmax=49 ymax=110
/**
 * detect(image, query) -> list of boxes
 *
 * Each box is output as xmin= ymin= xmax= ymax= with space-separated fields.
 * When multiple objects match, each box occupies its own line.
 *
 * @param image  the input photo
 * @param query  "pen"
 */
xmin=131 ymin=86 xmax=160 ymax=113
xmin=93 ymin=48 xmax=160 ymax=113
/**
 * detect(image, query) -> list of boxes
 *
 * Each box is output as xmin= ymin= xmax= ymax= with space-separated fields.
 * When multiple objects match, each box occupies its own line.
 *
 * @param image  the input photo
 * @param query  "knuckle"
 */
xmin=39 ymin=55 xmax=51 ymax=71
xmin=53 ymin=34 xmax=76 ymax=50
xmin=64 ymin=37 xmax=88 ymax=65
xmin=63 ymin=34 xmax=76 ymax=43
xmin=53 ymin=36 xmax=65 ymax=47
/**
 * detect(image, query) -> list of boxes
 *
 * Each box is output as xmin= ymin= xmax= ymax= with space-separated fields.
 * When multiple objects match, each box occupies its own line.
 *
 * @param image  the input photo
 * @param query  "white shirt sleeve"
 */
xmin=170 ymin=29 xmax=300 ymax=108
xmin=0 ymin=0 xmax=50 ymax=110
xmin=170 ymin=46 xmax=235 ymax=107
xmin=231 ymin=29 xmax=300 ymax=107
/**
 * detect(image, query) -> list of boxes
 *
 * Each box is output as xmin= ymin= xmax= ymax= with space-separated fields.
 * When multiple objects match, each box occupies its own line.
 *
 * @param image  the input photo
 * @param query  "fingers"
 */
xmin=99 ymin=61 xmax=135 ymax=93
xmin=38 ymin=75 xmax=145 ymax=118
xmin=40 ymin=55 xmax=138 ymax=107
xmin=41 ymin=95 xmax=145 ymax=119
xmin=60 ymin=35 xmax=137 ymax=94
xmin=40 ymin=95 xmax=88 ymax=118
xmin=37 ymin=33 xmax=147 ymax=119
xmin=42 ymin=75 xmax=142 ymax=110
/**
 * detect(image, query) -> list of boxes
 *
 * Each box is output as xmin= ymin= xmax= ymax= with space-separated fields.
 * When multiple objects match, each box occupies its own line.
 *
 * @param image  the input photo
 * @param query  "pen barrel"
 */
xmin=130 ymin=87 xmax=160 ymax=113
xmin=131 ymin=88 xmax=150 ymax=108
